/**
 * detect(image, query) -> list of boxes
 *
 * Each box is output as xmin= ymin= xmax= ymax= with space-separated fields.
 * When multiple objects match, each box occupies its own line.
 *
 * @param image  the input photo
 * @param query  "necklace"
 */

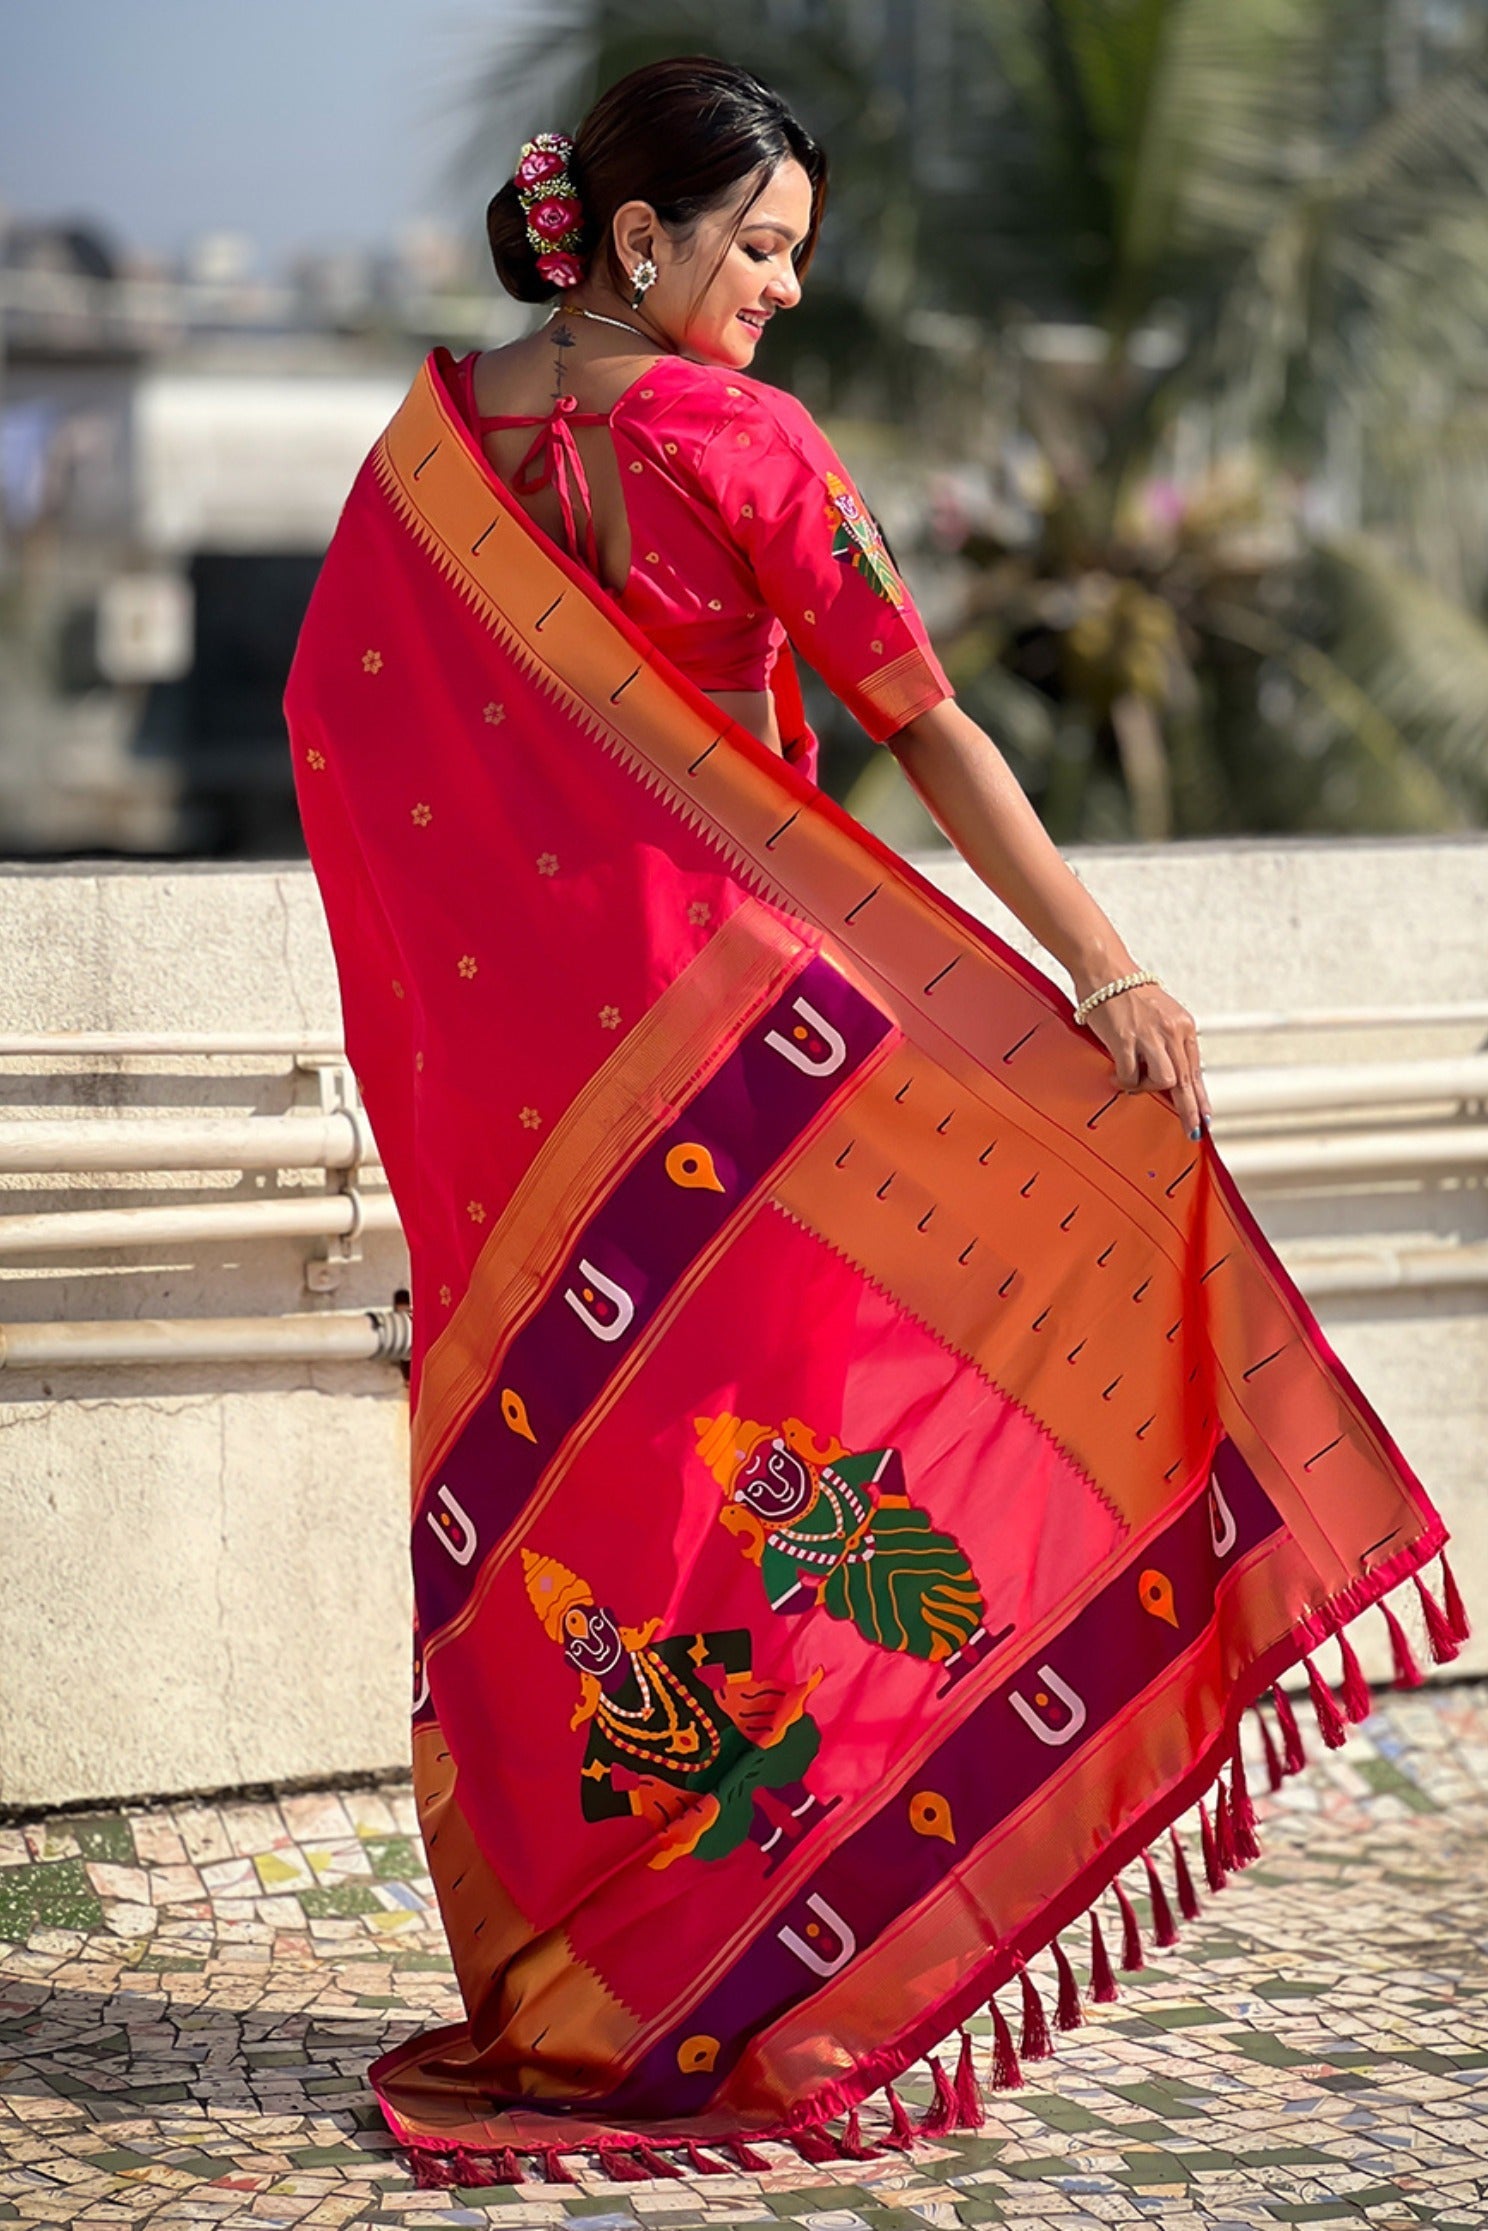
xmin=548 ymin=303 xmax=673 ymax=352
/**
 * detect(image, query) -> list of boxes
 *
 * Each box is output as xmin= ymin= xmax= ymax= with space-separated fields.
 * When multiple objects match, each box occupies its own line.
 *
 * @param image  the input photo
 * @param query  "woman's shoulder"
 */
xmin=636 ymin=356 xmax=822 ymax=457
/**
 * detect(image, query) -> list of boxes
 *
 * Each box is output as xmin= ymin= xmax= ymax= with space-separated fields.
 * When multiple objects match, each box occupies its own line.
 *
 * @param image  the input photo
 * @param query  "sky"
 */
xmin=0 ymin=0 xmax=529 ymax=273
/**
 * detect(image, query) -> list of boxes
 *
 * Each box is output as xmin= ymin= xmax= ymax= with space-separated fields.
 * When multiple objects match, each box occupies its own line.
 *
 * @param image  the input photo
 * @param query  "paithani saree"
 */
xmin=285 ymin=346 xmax=1464 ymax=2183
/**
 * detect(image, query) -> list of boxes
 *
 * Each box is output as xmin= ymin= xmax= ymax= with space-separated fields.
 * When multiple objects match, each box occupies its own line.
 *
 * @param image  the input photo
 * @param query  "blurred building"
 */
xmin=0 ymin=214 xmax=518 ymax=858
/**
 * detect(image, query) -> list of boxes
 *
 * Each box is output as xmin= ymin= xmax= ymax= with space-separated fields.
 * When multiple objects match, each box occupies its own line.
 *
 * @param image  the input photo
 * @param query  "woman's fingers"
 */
xmin=1090 ymin=989 xmax=1208 ymax=1139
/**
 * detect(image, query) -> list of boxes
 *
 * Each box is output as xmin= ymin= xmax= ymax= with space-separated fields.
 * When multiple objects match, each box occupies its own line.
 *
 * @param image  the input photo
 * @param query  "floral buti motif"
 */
xmin=825 ymin=472 xmax=903 ymax=609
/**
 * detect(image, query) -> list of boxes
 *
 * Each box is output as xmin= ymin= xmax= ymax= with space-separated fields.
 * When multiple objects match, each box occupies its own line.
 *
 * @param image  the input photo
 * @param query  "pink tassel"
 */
xmin=791 ymin=2124 xmax=842 ymax=2165
xmin=954 ymin=2025 xmax=986 ymax=2124
xmin=598 ymin=2145 xmax=652 ymax=2183
xmin=682 ymin=2141 xmax=730 ymax=2176
xmin=1053 ymin=1935 xmax=1083 ymax=2029
xmin=1441 ymin=1553 xmax=1471 ymax=1645
xmin=1198 ymin=1798 xmax=1226 ymax=1893
xmin=1305 ymin=1655 xmax=1348 ymax=1748
xmin=412 ymin=2151 xmax=459 ymax=2188
xmin=727 ymin=2136 xmax=774 ymax=2173
xmin=489 ymin=2148 xmax=524 ymax=2186
xmin=840 ymin=2108 xmax=877 ymax=2161
xmin=1214 ymin=1780 xmax=1239 ymax=1873
xmin=989 ymin=1996 xmax=1023 ymax=2091
xmin=539 ymin=2147 xmax=578 ymax=2185
xmin=1112 ymin=1878 xmax=1145 ymax=1972
xmin=1381 ymin=1596 xmax=1425 ymax=1687
xmin=1169 ymin=1827 xmax=1200 ymax=1921
xmin=1140 ymin=1848 xmax=1179 ymax=1945
xmin=882 ymin=2082 xmax=916 ymax=2151
xmin=1415 ymin=1573 xmax=1460 ymax=1665
xmin=918 ymin=2054 xmax=959 ymax=2135
xmin=1337 ymin=1627 xmax=1372 ymax=1723
xmin=1271 ymin=1682 xmax=1306 ymax=1773
xmin=1254 ymin=1705 xmax=1285 ymax=1792
xmin=1229 ymin=1741 xmax=1261 ymax=1866
xmin=1017 ymin=1964 xmax=1052 ymax=2058
xmin=1089 ymin=1907 xmax=1118 ymax=2001
xmin=635 ymin=2143 xmax=684 ymax=2180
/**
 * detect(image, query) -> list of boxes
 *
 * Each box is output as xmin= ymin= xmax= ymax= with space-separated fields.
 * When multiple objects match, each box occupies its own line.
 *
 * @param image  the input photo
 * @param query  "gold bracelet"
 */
xmin=1073 ymin=969 xmax=1162 ymax=1028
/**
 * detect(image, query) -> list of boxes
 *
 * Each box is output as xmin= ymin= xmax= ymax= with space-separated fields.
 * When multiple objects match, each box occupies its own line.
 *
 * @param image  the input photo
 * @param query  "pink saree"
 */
xmin=285 ymin=346 xmax=1464 ymax=2182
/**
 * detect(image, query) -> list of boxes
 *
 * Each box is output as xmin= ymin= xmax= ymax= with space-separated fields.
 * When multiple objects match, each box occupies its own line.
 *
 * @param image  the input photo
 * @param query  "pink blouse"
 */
xmin=455 ymin=349 xmax=954 ymax=746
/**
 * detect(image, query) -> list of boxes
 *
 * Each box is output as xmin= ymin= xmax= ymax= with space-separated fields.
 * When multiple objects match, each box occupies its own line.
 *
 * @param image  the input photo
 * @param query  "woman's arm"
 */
xmin=892 ymin=699 xmax=1211 ymax=1140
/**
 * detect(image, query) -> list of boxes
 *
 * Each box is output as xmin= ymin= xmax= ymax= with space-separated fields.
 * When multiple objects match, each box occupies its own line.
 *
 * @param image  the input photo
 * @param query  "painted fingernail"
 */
xmin=1189 ymin=1126 xmax=1201 ymax=1140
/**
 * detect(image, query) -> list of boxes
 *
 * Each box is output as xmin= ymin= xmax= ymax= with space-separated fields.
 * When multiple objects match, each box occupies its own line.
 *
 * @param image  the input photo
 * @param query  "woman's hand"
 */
xmin=1077 ymin=978 xmax=1212 ymax=1140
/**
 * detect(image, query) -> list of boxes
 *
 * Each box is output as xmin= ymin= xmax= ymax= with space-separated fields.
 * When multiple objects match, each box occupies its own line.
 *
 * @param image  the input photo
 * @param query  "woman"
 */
xmin=286 ymin=55 xmax=1457 ymax=2187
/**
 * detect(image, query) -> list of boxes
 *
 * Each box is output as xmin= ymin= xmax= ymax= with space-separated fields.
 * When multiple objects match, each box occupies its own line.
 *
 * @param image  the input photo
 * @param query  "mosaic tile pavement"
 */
xmin=3 ymin=1686 xmax=1488 ymax=2230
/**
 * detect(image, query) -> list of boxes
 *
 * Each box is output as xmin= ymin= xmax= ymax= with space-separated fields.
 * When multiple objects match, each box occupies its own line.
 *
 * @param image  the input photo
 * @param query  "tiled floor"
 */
xmin=3 ymin=1688 xmax=1487 ymax=2229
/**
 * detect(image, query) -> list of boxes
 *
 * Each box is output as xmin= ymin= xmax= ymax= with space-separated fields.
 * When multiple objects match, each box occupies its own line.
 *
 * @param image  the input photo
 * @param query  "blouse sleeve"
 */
xmin=696 ymin=380 xmax=955 ymax=744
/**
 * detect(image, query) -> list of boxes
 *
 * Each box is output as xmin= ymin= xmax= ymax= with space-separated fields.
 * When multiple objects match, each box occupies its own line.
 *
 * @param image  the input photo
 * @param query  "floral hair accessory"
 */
xmin=515 ymin=133 xmax=586 ymax=290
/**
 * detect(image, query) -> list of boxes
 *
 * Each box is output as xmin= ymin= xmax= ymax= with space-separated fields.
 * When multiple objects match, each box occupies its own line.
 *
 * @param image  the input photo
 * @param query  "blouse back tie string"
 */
xmin=475 ymin=392 xmax=610 ymax=580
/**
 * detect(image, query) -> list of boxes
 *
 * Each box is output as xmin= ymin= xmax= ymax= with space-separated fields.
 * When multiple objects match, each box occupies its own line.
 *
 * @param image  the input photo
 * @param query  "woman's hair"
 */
xmin=486 ymin=56 xmax=828 ymax=306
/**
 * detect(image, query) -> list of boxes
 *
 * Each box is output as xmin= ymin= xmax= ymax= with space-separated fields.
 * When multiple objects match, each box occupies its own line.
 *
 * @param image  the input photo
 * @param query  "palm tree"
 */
xmin=448 ymin=0 xmax=1488 ymax=840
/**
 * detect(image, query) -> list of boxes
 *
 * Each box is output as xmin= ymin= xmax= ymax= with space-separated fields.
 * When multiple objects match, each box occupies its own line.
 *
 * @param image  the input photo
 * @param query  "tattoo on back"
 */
xmin=551 ymin=321 xmax=576 ymax=397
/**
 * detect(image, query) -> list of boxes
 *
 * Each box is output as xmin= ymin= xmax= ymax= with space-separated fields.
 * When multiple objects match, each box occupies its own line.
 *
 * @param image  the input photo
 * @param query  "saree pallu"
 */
xmin=285 ymin=348 xmax=1463 ymax=2180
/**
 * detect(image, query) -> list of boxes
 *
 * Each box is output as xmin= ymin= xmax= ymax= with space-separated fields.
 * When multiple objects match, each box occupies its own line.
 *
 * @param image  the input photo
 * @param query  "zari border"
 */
xmin=412 ymin=896 xmax=810 ymax=1492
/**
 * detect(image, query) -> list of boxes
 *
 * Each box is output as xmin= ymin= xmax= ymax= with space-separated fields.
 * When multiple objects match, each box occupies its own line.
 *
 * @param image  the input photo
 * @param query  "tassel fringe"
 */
xmin=1214 ymin=1779 xmax=1239 ymax=1873
xmin=1271 ymin=1681 xmax=1306 ymax=1773
xmin=1254 ymin=1704 xmax=1285 ymax=1791
xmin=841 ymin=2107 xmax=876 ymax=2161
xmin=1017 ymin=1963 xmax=1053 ymax=2058
xmin=1304 ymin=1655 xmax=1348 ymax=1749
xmin=1199 ymin=1797 xmax=1226 ymax=1893
xmin=918 ymin=2053 xmax=959 ymax=2135
xmin=727 ymin=2138 xmax=773 ymax=2172
xmin=1382 ymin=1597 xmax=1425 ymax=1688
xmin=1337 ymin=1628 xmax=1372 ymax=1723
xmin=1141 ymin=1846 xmax=1179 ymax=1945
xmin=1112 ymin=1878 xmax=1145 ymax=1972
xmin=952 ymin=2027 xmax=986 ymax=2124
xmin=1442 ymin=1554 xmax=1471 ymax=1645
xmin=990 ymin=1994 xmax=1023 ymax=2090
xmin=1415 ymin=1573 xmax=1460 ymax=1665
xmin=883 ymin=2082 xmax=916 ymax=2151
xmin=1053 ymin=1934 xmax=1083 ymax=2029
xmin=1089 ymin=1907 xmax=1119 ymax=2002
xmin=1170 ymin=1826 xmax=1200 ymax=1921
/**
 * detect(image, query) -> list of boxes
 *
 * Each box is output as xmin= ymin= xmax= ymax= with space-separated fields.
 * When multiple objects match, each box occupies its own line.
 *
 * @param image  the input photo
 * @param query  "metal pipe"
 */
xmin=1290 ymin=1243 xmax=1488 ymax=1297
xmin=1222 ymin=1124 xmax=1488 ymax=1181
xmin=0 ymin=1111 xmax=374 ymax=1175
xmin=1196 ymin=1001 xmax=1488 ymax=1035
xmin=0 ymin=1003 xmax=1484 ymax=1063
xmin=1208 ymin=1056 xmax=1488 ymax=1119
xmin=0 ymin=1192 xmax=403 ymax=1258
xmin=0 ymin=1032 xmax=343 ymax=1057
xmin=1 ymin=1241 xmax=1482 ymax=1372
xmin=0 ymin=1309 xmax=412 ymax=1369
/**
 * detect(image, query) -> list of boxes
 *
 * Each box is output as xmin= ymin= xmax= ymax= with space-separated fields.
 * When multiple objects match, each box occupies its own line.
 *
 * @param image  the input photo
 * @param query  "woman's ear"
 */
xmin=610 ymin=198 xmax=659 ymax=274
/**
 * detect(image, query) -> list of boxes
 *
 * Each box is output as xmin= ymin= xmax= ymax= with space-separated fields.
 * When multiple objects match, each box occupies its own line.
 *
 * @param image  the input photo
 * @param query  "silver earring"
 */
xmin=629 ymin=256 xmax=658 ymax=310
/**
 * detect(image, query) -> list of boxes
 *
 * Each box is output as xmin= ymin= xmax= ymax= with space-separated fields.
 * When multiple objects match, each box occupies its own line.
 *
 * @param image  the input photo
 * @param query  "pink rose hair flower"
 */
xmin=515 ymin=144 xmax=566 ymax=189
xmin=536 ymin=251 xmax=585 ymax=290
xmin=514 ymin=131 xmax=588 ymax=287
xmin=528 ymin=194 xmax=584 ymax=243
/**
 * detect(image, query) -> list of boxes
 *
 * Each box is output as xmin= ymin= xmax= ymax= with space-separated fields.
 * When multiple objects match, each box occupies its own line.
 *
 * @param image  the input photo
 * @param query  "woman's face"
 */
xmin=647 ymin=159 xmax=813 ymax=369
